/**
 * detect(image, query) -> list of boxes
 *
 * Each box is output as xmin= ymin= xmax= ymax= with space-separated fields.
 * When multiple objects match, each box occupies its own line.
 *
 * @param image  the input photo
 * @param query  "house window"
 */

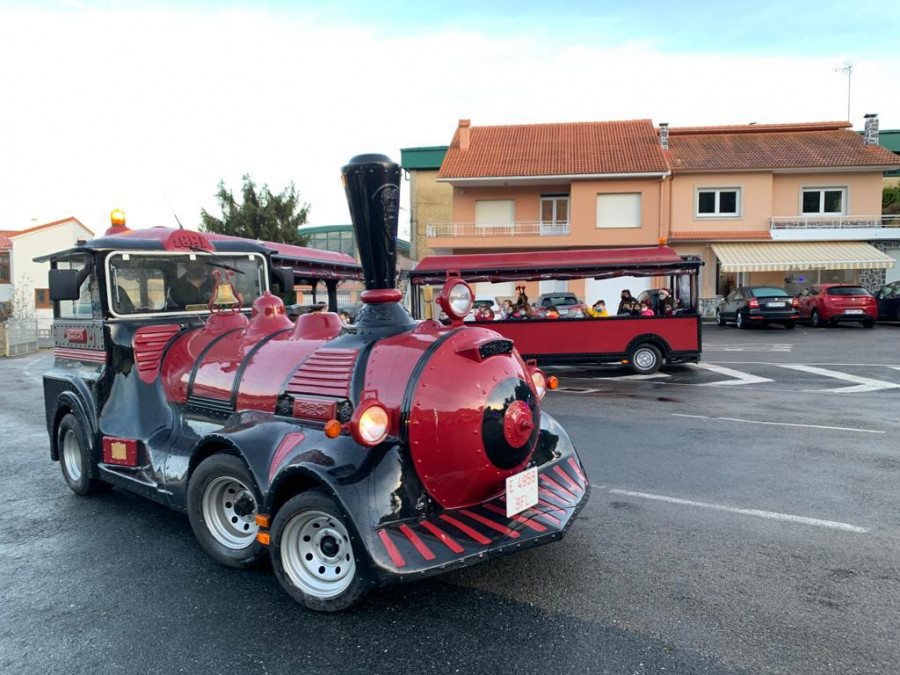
xmin=475 ymin=200 xmax=515 ymax=228
xmin=802 ymin=187 xmax=846 ymax=215
xmin=540 ymin=195 xmax=569 ymax=226
xmin=35 ymin=288 xmax=51 ymax=309
xmin=0 ymin=252 xmax=9 ymax=283
xmin=696 ymin=188 xmax=741 ymax=217
xmin=596 ymin=193 xmax=641 ymax=229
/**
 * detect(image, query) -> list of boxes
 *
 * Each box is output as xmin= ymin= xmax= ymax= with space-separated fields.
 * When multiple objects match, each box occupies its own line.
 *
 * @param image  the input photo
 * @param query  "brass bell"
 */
xmin=210 ymin=281 xmax=239 ymax=308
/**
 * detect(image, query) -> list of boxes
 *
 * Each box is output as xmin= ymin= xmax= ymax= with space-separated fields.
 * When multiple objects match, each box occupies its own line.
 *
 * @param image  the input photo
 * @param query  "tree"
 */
xmin=883 ymin=184 xmax=900 ymax=215
xmin=200 ymin=175 xmax=310 ymax=245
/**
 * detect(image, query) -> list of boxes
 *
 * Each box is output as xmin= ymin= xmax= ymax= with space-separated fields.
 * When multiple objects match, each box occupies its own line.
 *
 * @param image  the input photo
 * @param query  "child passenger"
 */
xmin=586 ymin=299 xmax=608 ymax=318
xmin=640 ymin=302 xmax=655 ymax=317
xmin=544 ymin=305 xmax=560 ymax=319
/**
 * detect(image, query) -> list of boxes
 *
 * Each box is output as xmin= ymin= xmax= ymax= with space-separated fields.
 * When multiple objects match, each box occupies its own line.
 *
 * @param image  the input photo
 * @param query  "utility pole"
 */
xmin=835 ymin=62 xmax=852 ymax=123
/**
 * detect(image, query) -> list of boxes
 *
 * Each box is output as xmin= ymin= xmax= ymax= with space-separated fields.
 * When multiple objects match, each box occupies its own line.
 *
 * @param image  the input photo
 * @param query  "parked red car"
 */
xmin=796 ymin=284 xmax=877 ymax=328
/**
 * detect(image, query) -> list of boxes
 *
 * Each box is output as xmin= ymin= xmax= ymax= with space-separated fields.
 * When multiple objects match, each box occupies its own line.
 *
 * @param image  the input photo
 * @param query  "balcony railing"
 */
xmin=770 ymin=215 xmax=900 ymax=230
xmin=427 ymin=221 xmax=571 ymax=238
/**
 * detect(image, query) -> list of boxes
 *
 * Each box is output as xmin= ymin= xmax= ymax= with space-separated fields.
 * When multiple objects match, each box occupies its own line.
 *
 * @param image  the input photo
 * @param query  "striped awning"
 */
xmin=711 ymin=242 xmax=896 ymax=273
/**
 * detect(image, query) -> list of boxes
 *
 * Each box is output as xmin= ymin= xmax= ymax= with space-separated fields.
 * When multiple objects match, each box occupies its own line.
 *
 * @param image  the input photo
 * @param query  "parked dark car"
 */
xmin=716 ymin=286 xmax=798 ymax=329
xmin=796 ymin=284 xmax=877 ymax=328
xmin=874 ymin=280 xmax=900 ymax=322
xmin=534 ymin=292 xmax=584 ymax=317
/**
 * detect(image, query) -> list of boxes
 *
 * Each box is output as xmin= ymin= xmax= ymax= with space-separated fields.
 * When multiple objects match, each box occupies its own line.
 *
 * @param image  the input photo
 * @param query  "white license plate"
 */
xmin=845 ymin=309 xmax=863 ymax=314
xmin=506 ymin=467 xmax=539 ymax=517
xmin=766 ymin=302 xmax=786 ymax=308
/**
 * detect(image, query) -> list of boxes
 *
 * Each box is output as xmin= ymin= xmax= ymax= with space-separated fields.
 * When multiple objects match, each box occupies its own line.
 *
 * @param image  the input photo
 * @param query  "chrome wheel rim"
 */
xmin=62 ymin=429 xmax=82 ymax=482
xmin=202 ymin=476 xmax=258 ymax=549
xmin=811 ymin=311 xmax=819 ymax=327
xmin=281 ymin=510 xmax=355 ymax=600
xmin=736 ymin=312 xmax=743 ymax=328
xmin=634 ymin=348 xmax=656 ymax=371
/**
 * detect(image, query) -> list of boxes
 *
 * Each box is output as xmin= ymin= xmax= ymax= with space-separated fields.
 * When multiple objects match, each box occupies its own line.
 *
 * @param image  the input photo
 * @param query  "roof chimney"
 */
xmin=863 ymin=113 xmax=879 ymax=146
xmin=458 ymin=119 xmax=471 ymax=151
xmin=658 ymin=123 xmax=669 ymax=150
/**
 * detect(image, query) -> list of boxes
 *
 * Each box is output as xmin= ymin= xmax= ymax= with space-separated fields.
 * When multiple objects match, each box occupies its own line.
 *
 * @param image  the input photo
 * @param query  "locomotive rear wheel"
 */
xmin=187 ymin=454 xmax=266 ymax=569
xmin=57 ymin=413 xmax=106 ymax=496
xmin=270 ymin=490 xmax=370 ymax=612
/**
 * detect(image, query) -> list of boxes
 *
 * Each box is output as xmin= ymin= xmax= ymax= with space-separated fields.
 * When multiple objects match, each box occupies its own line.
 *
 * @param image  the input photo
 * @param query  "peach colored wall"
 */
xmin=669 ymin=173 xmax=774 ymax=234
xmin=772 ymin=173 xmax=884 ymax=216
xmin=671 ymin=244 xmax=717 ymax=298
xmin=444 ymin=178 xmax=664 ymax=249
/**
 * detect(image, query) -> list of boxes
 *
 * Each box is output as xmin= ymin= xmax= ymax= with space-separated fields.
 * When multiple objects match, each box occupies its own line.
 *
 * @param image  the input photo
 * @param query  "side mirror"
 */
xmin=49 ymin=268 xmax=84 ymax=301
xmin=271 ymin=266 xmax=295 ymax=293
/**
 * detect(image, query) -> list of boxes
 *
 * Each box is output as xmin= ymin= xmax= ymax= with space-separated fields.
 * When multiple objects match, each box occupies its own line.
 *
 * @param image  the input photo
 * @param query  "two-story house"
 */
xmin=665 ymin=116 xmax=900 ymax=304
xmin=0 ymin=217 xmax=94 ymax=319
xmin=426 ymin=116 xmax=900 ymax=308
xmin=432 ymin=118 xmax=671 ymax=303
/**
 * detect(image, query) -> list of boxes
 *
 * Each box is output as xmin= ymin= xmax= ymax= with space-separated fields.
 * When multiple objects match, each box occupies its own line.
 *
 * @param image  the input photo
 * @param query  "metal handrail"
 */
xmin=426 ymin=221 xmax=571 ymax=237
xmin=770 ymin=215 xmax=900 ymax=229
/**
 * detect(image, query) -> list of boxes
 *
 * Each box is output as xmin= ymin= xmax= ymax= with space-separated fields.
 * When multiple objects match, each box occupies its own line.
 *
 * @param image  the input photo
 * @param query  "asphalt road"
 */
xmin=2 ymin=323 xmax=899 ymax=674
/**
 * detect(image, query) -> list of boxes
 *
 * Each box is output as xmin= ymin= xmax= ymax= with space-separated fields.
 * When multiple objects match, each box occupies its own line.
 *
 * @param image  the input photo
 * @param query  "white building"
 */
xmin=0 ymin=217 xmax=94 ymax=319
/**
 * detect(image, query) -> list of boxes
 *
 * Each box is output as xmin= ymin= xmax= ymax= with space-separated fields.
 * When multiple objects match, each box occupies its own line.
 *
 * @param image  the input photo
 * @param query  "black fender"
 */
xmin=46 ymin=382 xmax=99 ymax=466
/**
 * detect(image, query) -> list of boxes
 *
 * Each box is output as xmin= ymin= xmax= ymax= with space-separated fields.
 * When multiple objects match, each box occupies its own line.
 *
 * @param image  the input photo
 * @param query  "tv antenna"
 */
xmin=834 ymin=62 xmax=853 ymax=123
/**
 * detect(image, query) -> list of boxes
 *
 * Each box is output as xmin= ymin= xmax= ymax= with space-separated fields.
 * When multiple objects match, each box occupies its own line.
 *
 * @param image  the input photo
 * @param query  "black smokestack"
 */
xmin=341 ymin=154 xmax=401 ymax=291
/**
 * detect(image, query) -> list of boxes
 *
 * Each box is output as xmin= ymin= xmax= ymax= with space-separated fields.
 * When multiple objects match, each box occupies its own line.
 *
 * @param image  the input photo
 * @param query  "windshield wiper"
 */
xmin=189 ymin=246 xmax=246 ymax=274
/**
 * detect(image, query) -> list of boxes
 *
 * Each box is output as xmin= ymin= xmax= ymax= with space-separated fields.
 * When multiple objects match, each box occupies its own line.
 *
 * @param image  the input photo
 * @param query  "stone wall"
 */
xmin=408 ymin=169 xmax=453 ymax=261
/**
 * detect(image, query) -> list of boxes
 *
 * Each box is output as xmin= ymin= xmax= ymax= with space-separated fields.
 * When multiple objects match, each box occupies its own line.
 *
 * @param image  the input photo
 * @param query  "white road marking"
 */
xmin=608 ymin=372 xmax=671 ymax=381
xmin=604 ymin=488 xmax=869 ymax=533
xmin=692 ymin=362 xmax=773 ymax=386
xmin=670 ymin=413 xmax=883 ymax=434
xmin=705 ymin=343 xmax=792 ymax=353
xmin=777 ymin=364 xmax=900 ymax=394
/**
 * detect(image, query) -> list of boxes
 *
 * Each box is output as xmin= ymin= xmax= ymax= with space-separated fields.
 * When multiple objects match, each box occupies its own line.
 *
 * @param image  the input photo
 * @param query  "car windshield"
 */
xmin=826 ymin=286 xmax=870 ymax=296
xmin=749 ymin=287 xmax=789 ymax=298
xmin=106 ymin=252 xmax=267 ymax=316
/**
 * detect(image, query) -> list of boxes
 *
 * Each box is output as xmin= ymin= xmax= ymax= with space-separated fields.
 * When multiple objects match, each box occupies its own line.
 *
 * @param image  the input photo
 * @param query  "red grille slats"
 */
xmin=419 ymin=521 xmax=464 ymax=553
xmin=482 ymin=503 xmax=548 ymax=533
xmin=439 ymin=514 xmax=492 ymax=545
xmin=398 ymin=524 xmax=436 ymax=561
xmin=284 ymin=348 xmax=357 ymax=399
xmin=377 ymin=529 xmax=407 ymax=568
xmin=539 ymin=487 xmax=572 ymax=507
xmin=461 ymin=509 xmax=521 ymax=538
xmin=133 ymin=325 xmax=181 ymax=383
xmin=54 ymin=347 xmax=106 ymax=363
xmin=554 ymin=465 xmax=584 ymax=494
xmin=567 ymin=458 xmax=587 ymax=486
xmin=540 ymin=475 xmax=578 ymax=502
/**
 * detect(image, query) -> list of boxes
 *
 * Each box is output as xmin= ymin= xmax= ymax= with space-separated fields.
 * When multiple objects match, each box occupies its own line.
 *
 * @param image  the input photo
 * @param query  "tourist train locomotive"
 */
xmin=40 ymin=154 xmax=589 ymax=611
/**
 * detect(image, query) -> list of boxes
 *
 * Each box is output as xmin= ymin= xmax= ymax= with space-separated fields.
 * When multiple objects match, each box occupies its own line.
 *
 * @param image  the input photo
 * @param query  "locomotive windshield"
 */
xmin=106 ymin=252 xmax=267 ymax=317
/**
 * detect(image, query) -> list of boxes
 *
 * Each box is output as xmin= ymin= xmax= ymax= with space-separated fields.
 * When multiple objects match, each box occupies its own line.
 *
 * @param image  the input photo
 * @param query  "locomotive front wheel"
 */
xmin=187 ymin=454 xmax=266 ymax=569
xmin=270 ymin=490 xmax=371 ymax=612
xmin=629 ymin=343 xmax=662 ymax=375
xmin=57 ymin=413 xmax=106 ymax=496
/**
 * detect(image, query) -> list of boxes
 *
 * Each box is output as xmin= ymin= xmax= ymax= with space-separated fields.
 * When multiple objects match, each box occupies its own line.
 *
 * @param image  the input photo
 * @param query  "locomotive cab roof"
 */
xmin=35 ymin=226 xmax=363 ymax=280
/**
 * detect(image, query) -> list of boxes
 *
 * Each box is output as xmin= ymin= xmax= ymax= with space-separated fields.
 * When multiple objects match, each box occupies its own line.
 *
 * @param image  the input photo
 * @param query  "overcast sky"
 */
xmin=1 ymin=0 xmax=897 ymax=238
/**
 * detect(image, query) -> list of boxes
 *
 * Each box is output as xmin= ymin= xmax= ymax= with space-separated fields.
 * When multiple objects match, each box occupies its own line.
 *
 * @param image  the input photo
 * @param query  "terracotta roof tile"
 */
xmin=438 ymin=119 xmax=670 ymax=179
xmin=668 ymin=230 xmax=772 ymax=241
xmin=667 ymin=124 xmax=900 ymax=171
xmin=0 ymin=232 xmax=12 ymax=250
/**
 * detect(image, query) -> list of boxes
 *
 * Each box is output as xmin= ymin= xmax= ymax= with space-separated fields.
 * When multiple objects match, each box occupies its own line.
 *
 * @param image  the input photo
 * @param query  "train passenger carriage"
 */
xmin=408 ymin=248 xmax=703 ymax=374
xmin=38 ymin=155 xmax=589 ymax=611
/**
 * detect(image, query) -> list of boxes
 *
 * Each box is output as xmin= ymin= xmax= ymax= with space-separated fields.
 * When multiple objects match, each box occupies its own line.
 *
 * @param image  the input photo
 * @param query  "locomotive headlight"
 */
xmin=448 ymin=283 xmax=473 ymax=317
xmin=437 ymin=278 xmax=473 ymax=322
xmin=531 ymin=370 xmax=547 ymax=400
xmin=351 ymin=402 xmax=390 ymax=446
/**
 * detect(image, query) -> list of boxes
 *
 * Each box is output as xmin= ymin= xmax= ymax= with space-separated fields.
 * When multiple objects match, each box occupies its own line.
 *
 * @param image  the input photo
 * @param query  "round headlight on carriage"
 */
xmin=530 ymin=369 xmax=547 ymax=400
xmin=350 ymin=402 xmax=390 ymax=446
xmin=437 ymin=278 xmax=473 ymax=321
